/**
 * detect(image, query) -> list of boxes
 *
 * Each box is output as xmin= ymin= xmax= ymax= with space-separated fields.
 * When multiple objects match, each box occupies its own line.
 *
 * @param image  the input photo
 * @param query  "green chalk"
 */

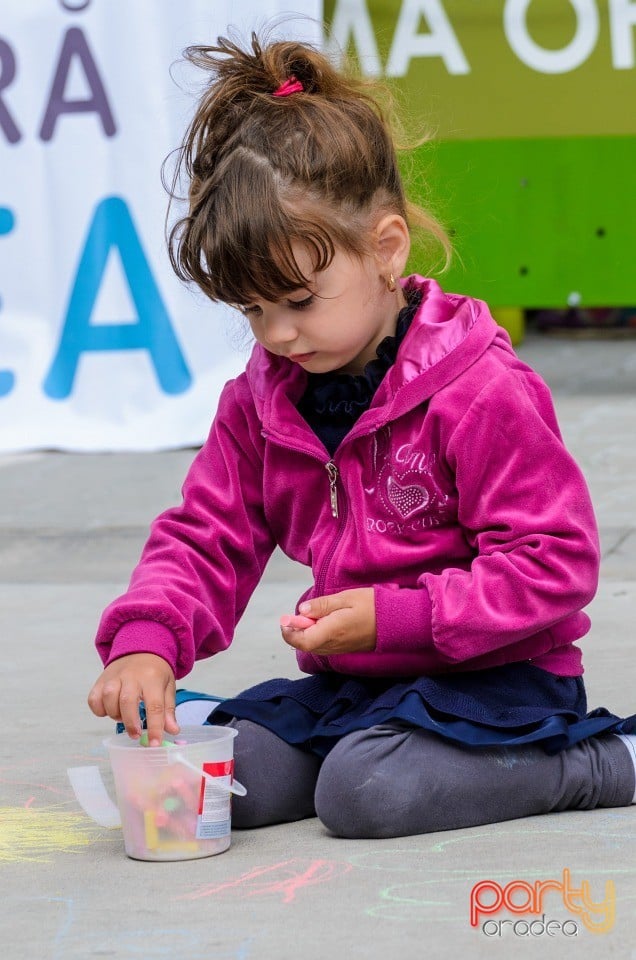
xmin=139 ymin=733 xmax=173 ymax=748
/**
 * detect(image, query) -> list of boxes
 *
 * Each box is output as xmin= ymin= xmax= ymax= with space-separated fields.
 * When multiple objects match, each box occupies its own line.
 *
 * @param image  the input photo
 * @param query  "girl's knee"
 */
xmin=315 ymin=726 xmax=421 ymax=839
xmin=228 ymin=719 xmax=320 ymax=828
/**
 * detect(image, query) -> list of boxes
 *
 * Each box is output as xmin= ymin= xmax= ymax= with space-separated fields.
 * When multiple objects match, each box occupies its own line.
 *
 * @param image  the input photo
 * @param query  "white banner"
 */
xmin=0 ymin=1 xmax=321 ymax=451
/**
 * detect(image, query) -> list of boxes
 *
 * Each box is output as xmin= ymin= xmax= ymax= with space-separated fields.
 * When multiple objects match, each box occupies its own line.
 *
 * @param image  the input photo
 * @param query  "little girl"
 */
xmin=88 ymin=33 xmax=636 ymax=838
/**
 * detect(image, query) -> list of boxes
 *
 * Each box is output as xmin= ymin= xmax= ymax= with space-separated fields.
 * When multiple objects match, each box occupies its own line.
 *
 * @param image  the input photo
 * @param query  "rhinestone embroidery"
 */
xmin=386 ymin=475 xmax=430 ymax=519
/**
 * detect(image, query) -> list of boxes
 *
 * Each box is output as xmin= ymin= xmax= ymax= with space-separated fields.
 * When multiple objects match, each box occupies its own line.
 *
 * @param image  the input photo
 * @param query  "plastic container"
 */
xmin=105 ymin=726 xmax=245 ymax=861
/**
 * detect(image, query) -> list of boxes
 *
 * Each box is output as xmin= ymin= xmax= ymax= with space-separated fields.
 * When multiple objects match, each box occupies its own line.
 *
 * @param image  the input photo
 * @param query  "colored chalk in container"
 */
xmin=106 ymin=725 xmax=239 ymax=860
xmin=139 ymin=733 xmax=174 ymax=747
xmin=143 ymin=810 xmax=159 ymax=849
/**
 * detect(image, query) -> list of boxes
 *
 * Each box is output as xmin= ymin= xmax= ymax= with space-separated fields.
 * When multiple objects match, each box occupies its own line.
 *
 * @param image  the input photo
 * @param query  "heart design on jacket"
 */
xmin=386 ymin=475 xmax=430 ymax=518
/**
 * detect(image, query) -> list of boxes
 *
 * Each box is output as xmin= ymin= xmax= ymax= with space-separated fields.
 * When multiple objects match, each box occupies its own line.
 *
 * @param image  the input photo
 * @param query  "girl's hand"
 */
xmin=280 ymin=588 xmax=376 ymax=656
xmin=87 ymin=653 xmax=179 ymax=746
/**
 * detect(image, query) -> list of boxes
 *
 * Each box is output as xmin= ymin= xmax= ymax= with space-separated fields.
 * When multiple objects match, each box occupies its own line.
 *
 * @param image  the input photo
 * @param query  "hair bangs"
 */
xmin=197 ymin=168 xmax=340 ymax=306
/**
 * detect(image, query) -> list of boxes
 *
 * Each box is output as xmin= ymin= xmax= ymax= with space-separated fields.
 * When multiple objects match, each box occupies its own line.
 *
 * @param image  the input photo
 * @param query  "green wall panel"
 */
xmin=409 ymin=135 xmax=636 ymax=308
xmin=325 ymin=1 xmax=636 ymax=309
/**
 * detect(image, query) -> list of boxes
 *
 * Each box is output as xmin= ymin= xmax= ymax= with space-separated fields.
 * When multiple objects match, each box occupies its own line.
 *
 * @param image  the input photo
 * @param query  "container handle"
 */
xmin=172 ymin=753 xmax=247 ymax=797
xmin=67 ymin=765 xmax=122 ymax=828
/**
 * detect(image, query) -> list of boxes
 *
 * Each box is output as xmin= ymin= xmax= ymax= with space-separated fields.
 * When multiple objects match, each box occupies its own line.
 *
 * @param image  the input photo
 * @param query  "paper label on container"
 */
xmin=196 ymin=760 xmax=233 ymax=840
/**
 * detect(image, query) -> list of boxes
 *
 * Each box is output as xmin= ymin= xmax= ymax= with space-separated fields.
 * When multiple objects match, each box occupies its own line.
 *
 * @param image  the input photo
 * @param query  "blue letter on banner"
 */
xmin=44 ymin=196 xmax=192 ymax=399
xmin=0 ymin=206 xmax=16 ymax=396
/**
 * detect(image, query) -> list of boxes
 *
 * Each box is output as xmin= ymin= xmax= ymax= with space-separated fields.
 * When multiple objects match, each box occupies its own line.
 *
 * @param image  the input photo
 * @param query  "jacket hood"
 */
xmin=246 ymin=276 xmax=505 ymax=446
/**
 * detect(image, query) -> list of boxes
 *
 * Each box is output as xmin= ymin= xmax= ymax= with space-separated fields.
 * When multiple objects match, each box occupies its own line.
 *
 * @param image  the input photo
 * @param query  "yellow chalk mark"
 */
xmin=0 ymin=805 xmax=112 ymax=863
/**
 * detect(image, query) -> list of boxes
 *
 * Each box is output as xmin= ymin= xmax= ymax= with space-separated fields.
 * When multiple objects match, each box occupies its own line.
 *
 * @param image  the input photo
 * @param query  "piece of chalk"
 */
xmin=139 ymin=733 xmax=173 ymax=748
xmin=143 ymin=810 xmax=159 ymax=849
xmin=280 ymin=614 xmax=316 ymax=630
xmin=174 ymin=739 xmax=188 ymax=745
xmin=155 ymin=840 xmax=199 ymax=853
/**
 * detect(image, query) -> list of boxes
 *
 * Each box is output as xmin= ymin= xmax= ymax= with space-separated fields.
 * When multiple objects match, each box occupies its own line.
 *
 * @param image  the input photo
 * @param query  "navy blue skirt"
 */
xmin=208 ymin=663 xmax=636 ymax=758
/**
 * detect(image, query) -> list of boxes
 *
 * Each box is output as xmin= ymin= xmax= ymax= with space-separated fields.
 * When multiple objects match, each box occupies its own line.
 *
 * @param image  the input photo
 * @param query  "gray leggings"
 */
xmin=228 ymin=719 xmax=634 ymax=838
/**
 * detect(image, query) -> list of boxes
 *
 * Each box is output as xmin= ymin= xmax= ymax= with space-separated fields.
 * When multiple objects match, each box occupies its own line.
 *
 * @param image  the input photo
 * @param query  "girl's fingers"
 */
xmin=87 ymin=680 xmax=108 ymax=718
xmin=281 ymin=619 xmax=333 ymax=653
xmin=163 ymin=683 xmax=180 ymax=736
xmin=280 ymin=614 xmax=316 ymax=630
xmin=88 ymin=655 xmax=178 ymax=743
xmin=142 ymin=682 xmax=175 ymax=746
xmin=98 ymin=678 xmax=125 ymax=721
xmin=117 ymin=680 xmax=144 ymax=739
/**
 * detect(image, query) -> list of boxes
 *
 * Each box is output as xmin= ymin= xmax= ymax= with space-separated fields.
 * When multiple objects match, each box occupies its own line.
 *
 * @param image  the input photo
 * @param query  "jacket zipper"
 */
xmin=316 ymin=461 xmax=348 ymax=597
xmin=261 ymin=431 xmax=349 ymax=598
xmin=326 ymin=461 xmax=339 ymax=518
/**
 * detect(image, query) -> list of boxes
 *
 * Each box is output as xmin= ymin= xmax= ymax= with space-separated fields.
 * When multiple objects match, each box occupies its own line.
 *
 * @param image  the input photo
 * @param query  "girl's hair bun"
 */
xmin=184 ymin=32 xmax=342 ymax=102
xmin=167 ymin=31 xmax=450 ymax=305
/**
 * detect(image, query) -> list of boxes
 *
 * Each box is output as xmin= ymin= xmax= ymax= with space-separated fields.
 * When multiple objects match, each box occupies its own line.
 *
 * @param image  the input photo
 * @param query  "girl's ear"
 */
xmin=373 ymin=214 xmax=411 ymax=278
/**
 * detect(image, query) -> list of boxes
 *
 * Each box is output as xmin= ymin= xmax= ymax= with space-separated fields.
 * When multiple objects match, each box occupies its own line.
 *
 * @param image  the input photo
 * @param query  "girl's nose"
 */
xmin=263 ymin=312 xmax=298 ymax=347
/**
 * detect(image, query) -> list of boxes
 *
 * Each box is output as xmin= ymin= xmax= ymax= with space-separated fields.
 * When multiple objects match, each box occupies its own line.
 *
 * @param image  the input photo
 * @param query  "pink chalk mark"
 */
xmin=180 ymin=857 xmax=353 ymax=903
xmin=1 ymin=776 xmax=67 ymax=798
xmin=2 ymin=750 xmax=101 ymax=807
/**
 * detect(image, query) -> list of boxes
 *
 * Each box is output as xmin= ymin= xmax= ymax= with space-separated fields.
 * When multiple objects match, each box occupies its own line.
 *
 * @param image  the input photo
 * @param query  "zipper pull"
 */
xmin=325 ymin=461 xmax=339 ymax=518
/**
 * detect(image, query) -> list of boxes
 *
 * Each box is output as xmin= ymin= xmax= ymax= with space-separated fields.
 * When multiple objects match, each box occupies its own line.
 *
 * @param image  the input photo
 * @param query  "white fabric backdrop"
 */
xmin=0 ymin=0 xmax=321 ymax=451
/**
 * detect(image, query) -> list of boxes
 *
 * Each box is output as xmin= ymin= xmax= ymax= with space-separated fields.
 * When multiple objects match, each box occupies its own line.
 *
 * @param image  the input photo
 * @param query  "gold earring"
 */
xmin=386 ymin=272 xmax=397 ymax=292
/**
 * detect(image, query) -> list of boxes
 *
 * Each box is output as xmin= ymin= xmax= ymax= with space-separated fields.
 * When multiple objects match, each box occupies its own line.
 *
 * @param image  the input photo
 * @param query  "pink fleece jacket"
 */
xmin=96 ymin=277 xmax=600 ymax=680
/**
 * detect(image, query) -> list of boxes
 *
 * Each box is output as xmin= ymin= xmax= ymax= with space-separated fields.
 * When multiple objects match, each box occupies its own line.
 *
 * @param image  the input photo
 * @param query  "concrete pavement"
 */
xmin=1 ymin=333 xmax=635 ymax=959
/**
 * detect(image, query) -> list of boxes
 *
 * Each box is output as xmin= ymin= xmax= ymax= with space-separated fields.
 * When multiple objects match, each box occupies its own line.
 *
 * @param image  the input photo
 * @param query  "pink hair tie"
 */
xmin=273 ymin=76 xmax=304 ymax=97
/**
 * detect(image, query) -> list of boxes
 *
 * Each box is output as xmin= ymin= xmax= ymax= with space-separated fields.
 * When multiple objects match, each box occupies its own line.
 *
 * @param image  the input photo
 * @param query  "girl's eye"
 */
xmin=288 ymin=295 xmax=314 ymax=311
xmin=241 ymin=304 xmax=262 ymax=317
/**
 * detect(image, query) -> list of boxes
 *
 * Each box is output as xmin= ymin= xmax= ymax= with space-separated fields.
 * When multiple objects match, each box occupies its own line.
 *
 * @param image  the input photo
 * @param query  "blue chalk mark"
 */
xmin=24 ymin=898 xmax=75 ymax=960
xmin=51 ymin=898 xmax=76 ymax=960
xmin=75 ymin=927 xmax=256 ymax=958
xmin=19 ymin=899 xmax=259 ymax=960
